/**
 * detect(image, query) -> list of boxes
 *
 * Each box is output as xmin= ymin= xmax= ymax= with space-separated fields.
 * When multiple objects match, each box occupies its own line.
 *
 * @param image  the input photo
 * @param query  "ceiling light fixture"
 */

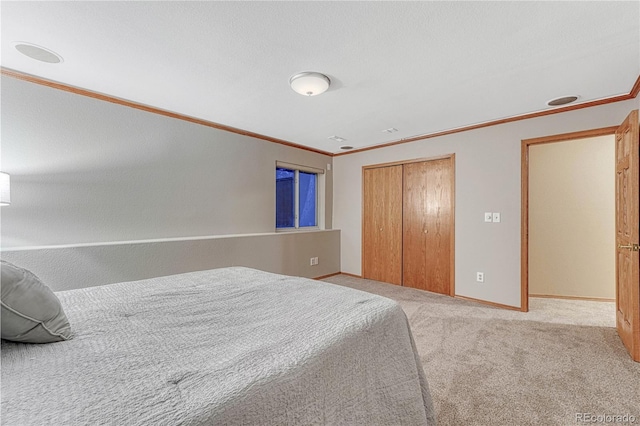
xmin=290 ymin=72 xmax=330 ymax=96
xmin=547 ymin=95 xmax=578 ymax=107
xmin=13 ymin=42 xmax=63 ymax=63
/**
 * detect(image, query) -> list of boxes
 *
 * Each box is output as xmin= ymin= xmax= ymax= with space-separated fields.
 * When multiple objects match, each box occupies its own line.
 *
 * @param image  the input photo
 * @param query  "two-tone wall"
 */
xmin=0 ymin=76 xmax=339 ymax=290
xmin=2 ymin=73 xmax=638 ymax=303
xmin=332 ymin=99 xmax=639 ymax=308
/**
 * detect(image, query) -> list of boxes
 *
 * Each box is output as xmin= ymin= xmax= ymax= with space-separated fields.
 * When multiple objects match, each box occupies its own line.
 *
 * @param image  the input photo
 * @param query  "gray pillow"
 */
xmin=1 ymin=260 xmax=72 ymax=343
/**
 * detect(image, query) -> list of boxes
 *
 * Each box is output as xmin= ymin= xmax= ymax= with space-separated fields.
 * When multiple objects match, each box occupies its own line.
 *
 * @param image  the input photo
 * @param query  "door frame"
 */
xmin=362 ymin=153 xmax=455 ymax=296
xmin=520 ymin=126 xmax=618 ymax=312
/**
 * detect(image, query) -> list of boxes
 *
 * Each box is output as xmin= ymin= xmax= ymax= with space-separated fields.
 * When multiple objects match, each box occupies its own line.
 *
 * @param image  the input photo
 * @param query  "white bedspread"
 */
xmin=1 ymin=267 xmax=435 ymax=425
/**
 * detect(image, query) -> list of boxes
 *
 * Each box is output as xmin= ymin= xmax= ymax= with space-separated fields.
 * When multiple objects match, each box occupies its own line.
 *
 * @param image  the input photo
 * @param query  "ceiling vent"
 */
xmin=547 ymin=96 xmax=578 ymax=106
xmin=328 ymin=135 xmax=347 ymax=143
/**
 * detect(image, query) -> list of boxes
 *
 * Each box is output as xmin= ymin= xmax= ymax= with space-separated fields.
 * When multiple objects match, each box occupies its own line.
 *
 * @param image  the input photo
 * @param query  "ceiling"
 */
xmin=2 ymin=1 xmax=639 ymax=154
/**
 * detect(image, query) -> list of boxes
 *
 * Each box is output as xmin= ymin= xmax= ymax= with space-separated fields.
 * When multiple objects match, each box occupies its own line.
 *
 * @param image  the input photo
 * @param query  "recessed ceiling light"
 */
xmin=290 ymin=72 xmax=330 ymax=96
xmin=382 ymin=128 xmax=398 ymax=133
xmin=339 ymin=145 xmax=353 ymax=150
xmin=328 ymin=135 xmax=346 ymax=143
xmin=13 ymin=42 xmax=63 ymax=64
xmin=547 ymin=95 xmax=578 ymax=106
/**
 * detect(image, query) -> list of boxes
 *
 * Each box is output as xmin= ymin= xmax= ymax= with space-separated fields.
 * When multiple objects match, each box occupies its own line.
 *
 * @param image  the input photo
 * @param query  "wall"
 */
xmin=333 ymin=99 xmax=638 ymax=308
xmin=529 ymin=136 xmax=615 ymax=299
xmin=0 ymin=76 xmax=337 ymax=286
xmin=1 ymin=230 xmax=340 ymax=291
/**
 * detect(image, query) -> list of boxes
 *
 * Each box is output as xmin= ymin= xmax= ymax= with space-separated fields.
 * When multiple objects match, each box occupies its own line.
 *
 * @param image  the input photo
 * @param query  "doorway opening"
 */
xmin=521 ymin=126 xmax=618 ymax=314
xmin=522 ymin=112 xmax=640 ymax=362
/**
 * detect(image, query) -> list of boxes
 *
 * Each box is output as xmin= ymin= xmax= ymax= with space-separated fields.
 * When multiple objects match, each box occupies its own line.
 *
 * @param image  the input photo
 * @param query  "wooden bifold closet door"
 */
xmin=362 ymin=165 xmax=403 ymax=285
xmin=362 ymin=156 xmax=454 ymax=295
xmin=403 ymin=159 xmax=453 ymax=293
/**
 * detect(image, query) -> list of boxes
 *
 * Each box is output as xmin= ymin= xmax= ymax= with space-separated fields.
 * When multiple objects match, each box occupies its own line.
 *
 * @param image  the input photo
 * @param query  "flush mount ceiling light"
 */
xmin=547 ymin=95 xmax=579 ymax=106
xmin=290 ymin=72 xmax=330 ymax=96
xmin=14 ymin=42 xmax=63 ymax=63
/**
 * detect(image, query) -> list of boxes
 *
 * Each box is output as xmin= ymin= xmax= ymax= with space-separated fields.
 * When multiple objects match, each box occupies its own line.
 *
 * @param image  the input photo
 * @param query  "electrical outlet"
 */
xmin=484 ymin=212 xmax=493 ymax=222
xmin=476 ymin=272 xmax=484 ymax=283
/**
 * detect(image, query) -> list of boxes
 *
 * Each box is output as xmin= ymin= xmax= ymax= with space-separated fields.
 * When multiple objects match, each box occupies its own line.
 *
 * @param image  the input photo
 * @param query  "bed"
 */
xmin=1 ymin=267 xmax=435 ymax=425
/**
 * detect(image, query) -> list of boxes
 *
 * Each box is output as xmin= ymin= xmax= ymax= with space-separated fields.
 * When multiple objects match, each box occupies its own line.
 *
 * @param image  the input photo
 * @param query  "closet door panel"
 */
xmin=403 ymin=159 xmax=453 ymax=294
xmin=403 ymin=161 xmax=429 ymax=289
xmin=363 ymin=165 xmax=403 ymax=285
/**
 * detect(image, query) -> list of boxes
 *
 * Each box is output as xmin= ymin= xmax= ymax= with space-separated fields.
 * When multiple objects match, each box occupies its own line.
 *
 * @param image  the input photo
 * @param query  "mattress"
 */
xmin=1 ymin=267 xmax=435 ymax=425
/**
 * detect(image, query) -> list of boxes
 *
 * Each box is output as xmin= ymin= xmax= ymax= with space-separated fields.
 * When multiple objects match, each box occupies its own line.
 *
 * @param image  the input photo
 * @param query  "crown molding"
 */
xmin=335 ymin=74 xmax=640 ymax=157
xmin=4 ymin=68 xmax=638 ymax=158
xmin=630 ymin=74 xmax=640 ymax=99
xmin=0 ymin=68 xmax=333 ymax=157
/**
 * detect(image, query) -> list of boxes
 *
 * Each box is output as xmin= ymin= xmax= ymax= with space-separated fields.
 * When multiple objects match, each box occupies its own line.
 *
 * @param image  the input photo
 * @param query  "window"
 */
xmin=276 ymin=162 xmax=323 ymax=229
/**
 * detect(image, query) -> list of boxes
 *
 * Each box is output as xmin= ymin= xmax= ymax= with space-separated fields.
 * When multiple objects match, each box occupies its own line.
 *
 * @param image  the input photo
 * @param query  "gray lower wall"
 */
xmin=1 ymin=230 xmax=340 ymax=292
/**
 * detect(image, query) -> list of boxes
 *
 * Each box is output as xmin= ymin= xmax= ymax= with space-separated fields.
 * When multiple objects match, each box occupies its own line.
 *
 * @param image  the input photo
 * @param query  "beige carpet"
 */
xmin=322 ymin=275 xmax=640 ymax=426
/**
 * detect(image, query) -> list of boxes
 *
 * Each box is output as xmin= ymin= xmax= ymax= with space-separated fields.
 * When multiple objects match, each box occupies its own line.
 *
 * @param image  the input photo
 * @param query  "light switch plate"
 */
xmin=492 ymin=212 xmax=501 ymax=223
xmin=484 ymin=212 xmax=493 ymax=222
